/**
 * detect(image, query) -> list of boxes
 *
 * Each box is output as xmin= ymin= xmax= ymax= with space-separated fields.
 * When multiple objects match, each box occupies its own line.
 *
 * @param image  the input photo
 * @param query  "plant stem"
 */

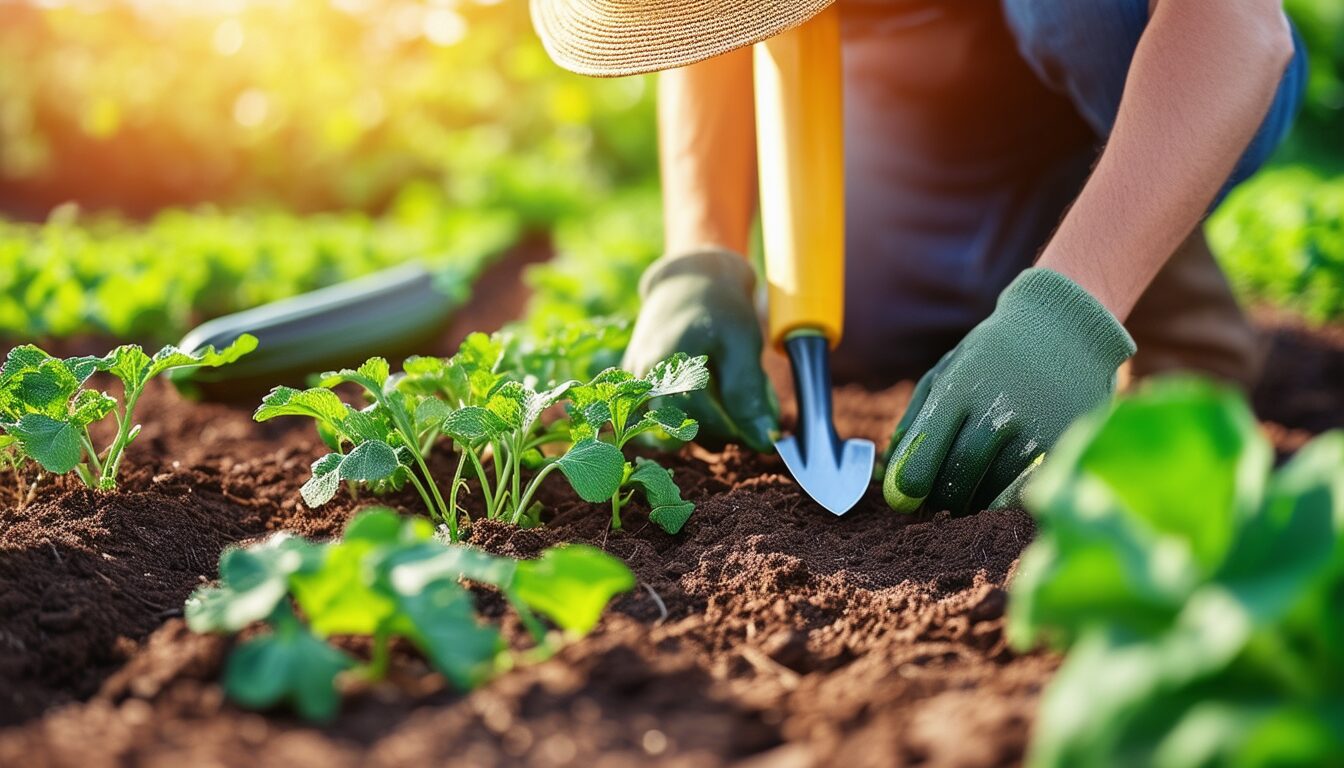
xmin=404 ymin=472 xmax=441 ymax=527
xmin=507 ymin=594 xmax=550 ymax=650
xmin=610 ymin=493 xmax=623 ymax=531
xmin=99 ymin=388 xmax=144 ymax=489
xmin=367 ymin=628 xmax=391 ymax=680
xmin=443 ymin=449 xmax=469 ymax=542
xmin=464 ymin=448 xmax=496 ymax=519
xmin=490 ymin=449 xmax=513 ymax=519
xmin=80 ymin=429 xmax=103 ymax=477
xmin=512 ymin=464 xmax=559 ymax=525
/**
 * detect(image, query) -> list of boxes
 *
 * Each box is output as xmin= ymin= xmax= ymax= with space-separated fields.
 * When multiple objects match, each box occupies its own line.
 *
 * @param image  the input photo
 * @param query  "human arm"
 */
xmin=883 ymin=1 xmax=1296 ymax=514
xmin=623 ymin=49 xmax=778 ymax=451
xmin=1037 ymin=0 xmax=1295 ymax=321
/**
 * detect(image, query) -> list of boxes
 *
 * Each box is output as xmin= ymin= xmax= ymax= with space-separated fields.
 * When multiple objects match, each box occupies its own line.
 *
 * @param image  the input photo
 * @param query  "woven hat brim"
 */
xmin=531 ymin=0 xmax=836 ymax=77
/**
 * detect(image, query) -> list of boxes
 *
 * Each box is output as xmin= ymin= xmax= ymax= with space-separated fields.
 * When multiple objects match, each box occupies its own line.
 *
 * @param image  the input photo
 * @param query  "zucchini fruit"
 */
xmin=170 ymin=262 xmax=466 ymax=401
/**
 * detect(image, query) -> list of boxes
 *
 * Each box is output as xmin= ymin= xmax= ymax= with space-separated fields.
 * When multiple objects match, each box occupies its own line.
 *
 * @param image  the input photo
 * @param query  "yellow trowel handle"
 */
xmin=754 ymin=5 xmax=845 ymax=350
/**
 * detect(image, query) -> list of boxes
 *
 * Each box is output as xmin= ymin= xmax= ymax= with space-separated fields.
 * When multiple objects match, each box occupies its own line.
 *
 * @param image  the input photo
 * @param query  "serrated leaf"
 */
xmin=254 ymin=386 xmax=349 ymax=427
xmin=442 ymin=405 xmax=510 ymax=444
xmin=645 ymin=353 xmax=710 ymax=398
xmin=631 ymin=404 xmax=699 ymax=443
xmin=70 ymin=389 xmax=116 ymax=426
xmin=318 ymin=356 xmax=390 ymax=392
xmin=512 ymin=545 xmax=635 ymax=634
xmin=338 ymin=440 xmax=400 ymax=483
xmin=628 ymin=457 xmax=696 ymax=534
xmin=300 ymin=453 xmax=344 ymax=508
xmin=9 ymin=413 xmax=83 ymax=473
xmin=414 ymin=397 xmax=452 ymax=433
xmin=5 ymin=359 xmax=80 ymax=419
xmin=147 ymin=334 xmax=257 ymax=380
xmin=104 ymin=345 xmax=153 ymax=391
xmin=1 ymin=345 xmax=53 ymax=384
xmin=339 ymin=407 xmax=391 ymax=445
xmin=555 ymin=438 xmax=625 ymax=503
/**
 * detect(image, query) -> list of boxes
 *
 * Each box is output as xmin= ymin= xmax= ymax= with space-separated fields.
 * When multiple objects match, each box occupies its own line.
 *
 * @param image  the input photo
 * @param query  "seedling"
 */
xmin=186 ymin=508 xmax=634 ymax=721
xmin=1010 ymin=378 xmax=1344 ymax=767
xmin=259 ymin=333 xmax=707 ymax=538
xmin=567 ymin=353 xmax=708 ymax=532
xmin=0 ymin=336 xmax=256 ymax=490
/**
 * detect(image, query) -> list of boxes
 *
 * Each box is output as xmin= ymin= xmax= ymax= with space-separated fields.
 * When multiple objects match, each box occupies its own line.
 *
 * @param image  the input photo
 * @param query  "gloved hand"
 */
xmin=883 ymin=268 xmax=1136 ymax=514
xmin=622 ymin=249 xmax=778 ymax=452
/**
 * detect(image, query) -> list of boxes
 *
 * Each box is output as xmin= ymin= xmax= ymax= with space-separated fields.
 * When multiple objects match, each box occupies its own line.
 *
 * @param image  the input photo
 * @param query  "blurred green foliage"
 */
xmin=0 ymin=183 xmax=517 ymax=343
xmin=1282 ymin=0 xmax=1344 ymax=169
xmin=1210 ymin=168 xmax=1344 ymax=323
xmin=0 ymin=0 xmax=656 ymax=218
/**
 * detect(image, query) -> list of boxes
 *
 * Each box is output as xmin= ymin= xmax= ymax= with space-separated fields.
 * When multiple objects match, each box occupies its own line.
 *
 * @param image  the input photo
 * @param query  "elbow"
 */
xmin=1247 ymin=5 xmax=1296 ymax=75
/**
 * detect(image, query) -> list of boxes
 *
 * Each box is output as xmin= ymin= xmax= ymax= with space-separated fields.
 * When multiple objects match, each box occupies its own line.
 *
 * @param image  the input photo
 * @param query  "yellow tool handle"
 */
xmin=754 ymin=5 xmax=845 ymax=350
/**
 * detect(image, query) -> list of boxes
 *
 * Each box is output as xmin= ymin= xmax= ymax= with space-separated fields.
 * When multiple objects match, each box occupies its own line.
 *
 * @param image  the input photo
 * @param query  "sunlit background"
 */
xmin=0 ymin=0 xmax=1339 ymax=344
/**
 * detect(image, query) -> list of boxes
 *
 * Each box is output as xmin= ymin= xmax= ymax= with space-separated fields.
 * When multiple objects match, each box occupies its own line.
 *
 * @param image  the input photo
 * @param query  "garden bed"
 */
xmin=1 ymin=271 xmax=1340 ymax=766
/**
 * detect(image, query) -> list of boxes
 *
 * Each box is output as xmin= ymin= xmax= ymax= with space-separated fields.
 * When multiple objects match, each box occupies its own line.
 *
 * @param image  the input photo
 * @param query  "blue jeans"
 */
xmin=833 ymin=0 xmax=1307 ymax=381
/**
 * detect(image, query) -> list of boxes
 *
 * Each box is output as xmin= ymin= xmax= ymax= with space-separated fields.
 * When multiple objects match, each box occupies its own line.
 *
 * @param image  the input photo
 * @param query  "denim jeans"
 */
xmin=832 ymin=0 xmax=1307 ymax=381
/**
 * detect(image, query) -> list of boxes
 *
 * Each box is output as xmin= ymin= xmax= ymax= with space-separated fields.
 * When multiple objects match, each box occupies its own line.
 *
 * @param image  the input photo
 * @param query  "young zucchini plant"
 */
xmin=0 ymin=336 xmax=256 ymax=489
xmin=255 ymin=357 xmax=464 ymax=535
xmin=567 ymin=353 xmax=709 ymax=533
xmin=260 ymin=332 xmax=708 ymax=539
xmin=186 ymin=507 xmax=634 ymax=721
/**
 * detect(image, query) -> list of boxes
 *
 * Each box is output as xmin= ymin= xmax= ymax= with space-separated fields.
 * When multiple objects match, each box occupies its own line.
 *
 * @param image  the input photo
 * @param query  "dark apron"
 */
xmin=833 ymin=0 xmax=1095 ymax=382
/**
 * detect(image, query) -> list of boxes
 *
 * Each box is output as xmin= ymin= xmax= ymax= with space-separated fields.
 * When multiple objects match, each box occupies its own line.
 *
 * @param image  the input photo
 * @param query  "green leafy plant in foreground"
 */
xmin=186 ymin=508 xmax=634 ymax=721
xmin=0 ymin=335 xmax=256 ymax=490
xmin=255 ymin=332 xmax=708 ymax=540
xmin=1009 ymin=378 xmax=1344 ymax=767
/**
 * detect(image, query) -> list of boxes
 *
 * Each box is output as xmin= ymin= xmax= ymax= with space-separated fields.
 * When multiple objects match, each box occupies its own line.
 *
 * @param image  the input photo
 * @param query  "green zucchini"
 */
xmin=170 ymin=262 xmax=466 ymax=401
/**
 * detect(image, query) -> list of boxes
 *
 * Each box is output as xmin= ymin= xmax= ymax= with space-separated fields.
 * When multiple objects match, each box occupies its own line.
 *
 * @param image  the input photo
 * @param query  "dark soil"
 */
xmin=1 ymin=268 xmax=1341 ymax=766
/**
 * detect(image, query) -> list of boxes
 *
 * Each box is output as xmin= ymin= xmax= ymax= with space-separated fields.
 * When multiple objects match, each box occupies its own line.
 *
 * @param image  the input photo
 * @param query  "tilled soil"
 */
xmin=1 ymin=290 xmax=1340 ymax=766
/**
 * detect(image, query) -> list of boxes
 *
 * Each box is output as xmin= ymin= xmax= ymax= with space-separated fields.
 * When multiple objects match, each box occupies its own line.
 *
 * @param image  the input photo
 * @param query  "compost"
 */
xmin=1 ymin=266 xmax=1340 ymax=766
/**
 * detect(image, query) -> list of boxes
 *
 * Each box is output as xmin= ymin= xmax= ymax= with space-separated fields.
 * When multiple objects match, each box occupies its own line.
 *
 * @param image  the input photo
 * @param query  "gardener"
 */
xmin=530 ymin=0 xmax=1306 ymax=514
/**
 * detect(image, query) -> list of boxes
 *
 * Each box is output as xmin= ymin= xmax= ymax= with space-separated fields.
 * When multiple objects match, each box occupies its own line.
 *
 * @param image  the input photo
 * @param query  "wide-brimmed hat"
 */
xmin=531 ymin=0 xmax=836 ymax=77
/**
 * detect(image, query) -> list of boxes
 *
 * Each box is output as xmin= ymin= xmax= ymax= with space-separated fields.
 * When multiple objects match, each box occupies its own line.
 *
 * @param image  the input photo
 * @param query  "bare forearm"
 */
xmin=1038 ymin=0 xmax=1293 ymax=321
xmin=659 ymin=48 xmax=758 ymax=256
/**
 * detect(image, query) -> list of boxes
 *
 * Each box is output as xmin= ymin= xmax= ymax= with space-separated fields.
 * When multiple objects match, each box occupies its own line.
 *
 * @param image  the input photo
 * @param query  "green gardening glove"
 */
xmin=883 ymin=268 xmax=1136 ymax=515
xmin=622 ymin=249 xmax=778 ymax=452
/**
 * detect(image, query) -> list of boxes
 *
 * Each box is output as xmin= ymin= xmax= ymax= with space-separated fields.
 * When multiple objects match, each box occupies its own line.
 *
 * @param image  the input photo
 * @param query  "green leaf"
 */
xmin=512 ymin=545 xmax=635 ymax=634
xmin=345 ymin=507 xmax=429 ymax=542
xmin=185 ymin=534 xmax=321 ymax=633
xmin=338 ymin=440 xmax=400 ymax=483
xmin=5 ymin=359 xmax=80 ymax=419
xmin=299 ymin=453 xmax=344 ymax=508
xmin=70 ymin=389 xmax=115 ymax=426
xmin=630 ymin=404 xmax=699 ymax=443
xmin=8 ymin=414 xmax=83 ymax=473
xmin=414 ymin=397 xmax=452 ymax=433
xmin=645 ymin=353 xmax=710 ymax=398
xmin=318 ymin=356 xmax=390 ymax=393
xmin=555 ymin=438 xmax=625 ymax=503
xmin=290 ymin=537 xmax=398 ymax=637
xmin=391 ymin=577 xmax=502 ymax=689
xmin=1014 ymin=379 xmax=1271 ymax=646
xmin=1 ymin=345 xmax=53 ymax=384
xmin=254 ymin=386 xmax=349 ymax=427
xmin=441 ymin=405 xmax=509 ymax=444
xmin=224 ymin=610 xmax=353 ymax=722
xmin=387 ymin=544 xmax=518 ymax=593
xmin=104 ymin=345 xmax=153 ymax=391
xmin=628 ymin=457 xmax=696 ymax=534
xmin=146 ymin=334 xmax=257 ymax=379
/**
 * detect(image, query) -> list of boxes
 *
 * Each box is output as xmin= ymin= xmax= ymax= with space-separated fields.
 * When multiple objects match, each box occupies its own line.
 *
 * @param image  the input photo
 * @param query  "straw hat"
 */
xmin=531 ymin=0 xmax=836 ymax=77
